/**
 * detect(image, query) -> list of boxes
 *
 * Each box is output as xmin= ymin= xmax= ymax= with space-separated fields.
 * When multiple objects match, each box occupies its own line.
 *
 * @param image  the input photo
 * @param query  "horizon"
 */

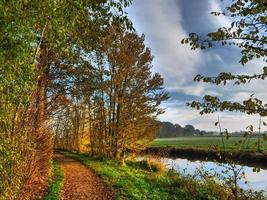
xmin=159 ymin=120 xmax=267 ymax=134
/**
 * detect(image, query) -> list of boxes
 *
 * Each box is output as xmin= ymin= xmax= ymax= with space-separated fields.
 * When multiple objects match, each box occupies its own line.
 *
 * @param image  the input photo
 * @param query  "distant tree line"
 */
xmin=156 ymin=122 xmax=216 ymax=138
xmin=157 ymin=121 xmax=267 ymax=138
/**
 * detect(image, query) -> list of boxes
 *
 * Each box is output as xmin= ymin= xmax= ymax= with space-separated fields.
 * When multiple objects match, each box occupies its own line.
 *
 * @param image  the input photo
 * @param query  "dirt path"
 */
xmin=54 ymin=153 xmax=114 ymax=200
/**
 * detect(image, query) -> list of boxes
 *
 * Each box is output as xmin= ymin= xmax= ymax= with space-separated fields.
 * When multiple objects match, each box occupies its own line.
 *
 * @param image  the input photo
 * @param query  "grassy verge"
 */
xmin=60 ymin=151 xmax=266 ymax=200
xmin=43 ymin=161 xmax=64 ymax=200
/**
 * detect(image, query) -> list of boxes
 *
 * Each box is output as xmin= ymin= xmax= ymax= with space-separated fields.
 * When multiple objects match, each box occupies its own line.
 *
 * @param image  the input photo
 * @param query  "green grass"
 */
xmin=59 ymin=151 xmax=266 ymax=200
xmin=151 ymin=136 xmax=267 ymax=151
xmin=43 ymin=161 xmax=64 ymax=200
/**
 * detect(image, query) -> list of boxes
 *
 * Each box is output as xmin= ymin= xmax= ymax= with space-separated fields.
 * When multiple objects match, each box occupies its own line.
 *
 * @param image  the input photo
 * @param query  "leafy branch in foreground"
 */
xmin=182 ymin=0 xmax=267 ymax=87
xmin=188 ymin=95 xmax=267 ymax=116
xmin=182 ymin=0 xmax=267 ymax=151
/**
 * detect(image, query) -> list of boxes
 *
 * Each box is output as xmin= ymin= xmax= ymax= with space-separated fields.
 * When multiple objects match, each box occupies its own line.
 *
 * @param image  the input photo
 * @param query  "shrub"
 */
xmin=0 ymin=134 xmax=32 ymax=200
xmin=0 ymin=127 xmax=53 ymax=200
xmin=137 ymin=157 xmax=166 ymax=173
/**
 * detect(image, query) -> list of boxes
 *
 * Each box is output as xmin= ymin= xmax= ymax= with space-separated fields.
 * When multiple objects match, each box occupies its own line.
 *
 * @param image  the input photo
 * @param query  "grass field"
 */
xmin=150 ymin=136 xmax=267 ymax=151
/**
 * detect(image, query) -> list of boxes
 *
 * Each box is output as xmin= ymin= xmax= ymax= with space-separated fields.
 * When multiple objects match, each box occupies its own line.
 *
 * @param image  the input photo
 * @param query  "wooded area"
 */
xmin=53 ymin=26 xmax=168 ymax=159
xmin=0 ymin=1 xmax=167 ymax=199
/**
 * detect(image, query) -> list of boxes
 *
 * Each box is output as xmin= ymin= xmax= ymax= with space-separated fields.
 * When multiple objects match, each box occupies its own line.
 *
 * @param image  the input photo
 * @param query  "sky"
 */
xmin=127 ymin=0 xmax=267 ymax=132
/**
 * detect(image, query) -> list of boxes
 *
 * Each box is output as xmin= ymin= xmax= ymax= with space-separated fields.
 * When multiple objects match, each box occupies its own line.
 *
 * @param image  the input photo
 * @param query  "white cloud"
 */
xmin=214 ymin=54 xmax=224 ymax=63
xmin=230 ymin=91 xmax=251 ymax=102
xmin=127 ymin=0 xmax=203 ymax=87
xmin=209 ymin=0 xmax=231 ymax=27
xmin=168 ymin=84 xmax=220 ymax=97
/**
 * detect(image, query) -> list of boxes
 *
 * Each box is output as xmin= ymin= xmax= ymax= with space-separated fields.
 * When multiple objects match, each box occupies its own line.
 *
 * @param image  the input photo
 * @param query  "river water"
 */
xmin=161 ymin=157 xmax=267 ymax=192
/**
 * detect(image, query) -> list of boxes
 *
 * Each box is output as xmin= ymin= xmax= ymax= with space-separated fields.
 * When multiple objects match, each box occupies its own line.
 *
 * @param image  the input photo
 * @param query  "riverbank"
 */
xmin=145 ymin=147 xmax=267 ymax=169
xmin=59 ymin=150 xmax=266 ymax=200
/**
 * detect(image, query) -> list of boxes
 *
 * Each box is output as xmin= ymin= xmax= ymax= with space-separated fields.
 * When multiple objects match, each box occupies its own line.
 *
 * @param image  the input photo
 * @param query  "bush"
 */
xmin=136 ymin=157 xmax=166 ymax=173
xmin=0 ymin=127 xmax=53 ymax=200
xmin=0 ymin=135 xmax=30 ymax=199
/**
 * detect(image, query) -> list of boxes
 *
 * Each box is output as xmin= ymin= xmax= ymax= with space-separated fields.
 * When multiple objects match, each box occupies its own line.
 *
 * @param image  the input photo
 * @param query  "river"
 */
xmin=161 ymin=157 xmax=267 ymax=192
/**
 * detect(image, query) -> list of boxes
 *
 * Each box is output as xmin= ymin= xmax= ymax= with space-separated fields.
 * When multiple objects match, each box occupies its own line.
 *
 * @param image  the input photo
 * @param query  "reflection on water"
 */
xmin=162 ymin=158 xmax=267 ymax=192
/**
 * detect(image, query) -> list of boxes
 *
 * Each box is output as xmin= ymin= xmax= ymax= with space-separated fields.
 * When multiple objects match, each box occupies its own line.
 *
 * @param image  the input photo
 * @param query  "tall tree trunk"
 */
xmin=20 ymin=38 xmax=53 ymax=199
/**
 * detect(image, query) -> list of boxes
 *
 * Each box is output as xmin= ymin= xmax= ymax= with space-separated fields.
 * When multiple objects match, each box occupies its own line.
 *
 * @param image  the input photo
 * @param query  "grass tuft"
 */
xmin=133 ymin=157 xmax=166 ymax=173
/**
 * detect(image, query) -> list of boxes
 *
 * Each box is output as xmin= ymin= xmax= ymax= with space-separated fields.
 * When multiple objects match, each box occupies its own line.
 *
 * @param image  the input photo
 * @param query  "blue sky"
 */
xmin=127 ymin=0 xmax=266 ymax=132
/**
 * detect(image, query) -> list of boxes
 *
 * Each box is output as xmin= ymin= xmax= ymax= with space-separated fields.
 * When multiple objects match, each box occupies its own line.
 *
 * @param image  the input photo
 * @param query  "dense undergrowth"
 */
xmin=60 ymin=151 xmax=266 ymax=200
xmin=43 ymin=161 xmax=64 ymax=200
xmin=0 ymin=136 xmax=25 ymax=199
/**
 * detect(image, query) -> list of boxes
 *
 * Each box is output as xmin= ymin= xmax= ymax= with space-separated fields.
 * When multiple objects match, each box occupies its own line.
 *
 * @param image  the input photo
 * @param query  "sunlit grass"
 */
xmin=43 ymin=161 xmax=64 ymax=200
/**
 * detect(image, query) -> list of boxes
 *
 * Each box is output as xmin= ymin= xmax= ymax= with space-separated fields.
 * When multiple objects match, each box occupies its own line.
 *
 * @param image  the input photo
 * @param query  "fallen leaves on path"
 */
xmin=54 ymin=154 xmax=114 ymax=200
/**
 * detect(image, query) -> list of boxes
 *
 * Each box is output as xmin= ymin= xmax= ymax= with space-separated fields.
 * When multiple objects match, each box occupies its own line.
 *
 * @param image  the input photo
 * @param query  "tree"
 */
xmin=182 ymin=0 xmax=267 ymax=150
xmin=184 ymin=125 xmax=195 ymax=135
xmin=97 ymin=26 xmax=168 ymax=159
xmin=158 ymin=122 xmax=178 ymax=138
